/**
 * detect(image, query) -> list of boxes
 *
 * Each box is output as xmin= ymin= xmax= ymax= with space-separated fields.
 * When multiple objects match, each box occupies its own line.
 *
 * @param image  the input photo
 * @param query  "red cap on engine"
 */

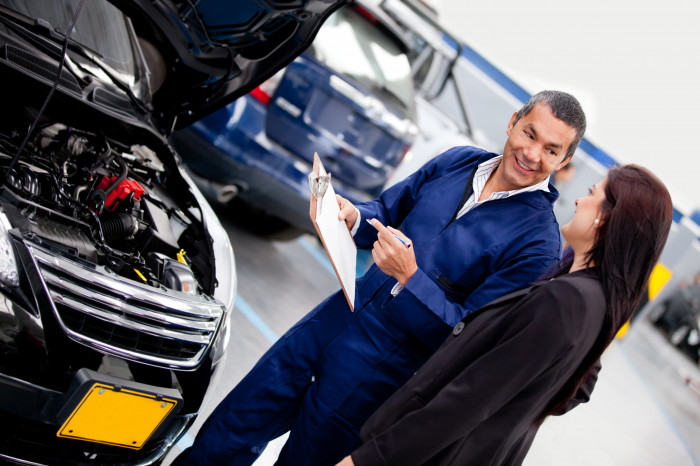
xmin=96 ymin=177 xmax=146 ymax=211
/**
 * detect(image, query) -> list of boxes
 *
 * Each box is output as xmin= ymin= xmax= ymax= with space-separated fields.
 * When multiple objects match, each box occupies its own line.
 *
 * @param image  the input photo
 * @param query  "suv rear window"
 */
xmin=312 ymin=6 xmax=414 ymax=114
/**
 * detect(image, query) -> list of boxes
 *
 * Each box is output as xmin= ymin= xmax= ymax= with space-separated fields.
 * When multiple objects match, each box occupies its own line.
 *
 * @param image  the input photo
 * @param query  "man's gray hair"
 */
xmin=513 ymin=90 xmax=586 ymax=160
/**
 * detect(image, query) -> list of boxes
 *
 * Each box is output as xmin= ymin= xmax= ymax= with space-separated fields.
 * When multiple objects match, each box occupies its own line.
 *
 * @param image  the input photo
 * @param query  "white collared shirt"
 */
xmin=455 ymin=155 xmax=550 ymax=219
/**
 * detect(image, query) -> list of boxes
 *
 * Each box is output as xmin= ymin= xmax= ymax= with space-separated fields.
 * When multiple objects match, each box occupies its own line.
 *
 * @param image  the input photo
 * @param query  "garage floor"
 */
xmin=164 ymin=213 xmax=700 ymax=465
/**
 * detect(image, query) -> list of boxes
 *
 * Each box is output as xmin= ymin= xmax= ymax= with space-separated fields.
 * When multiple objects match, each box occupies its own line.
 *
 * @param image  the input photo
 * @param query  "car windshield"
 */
xmin=0 ymin=0 xmax=137 ymax=78
xmin=313 ymin=6 xmax=414 ymax=113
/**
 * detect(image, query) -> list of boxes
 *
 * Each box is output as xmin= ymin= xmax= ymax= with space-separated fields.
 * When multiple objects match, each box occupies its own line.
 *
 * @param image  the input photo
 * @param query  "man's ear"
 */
xmin=554 ymin=155 xmax=573 ymax=172
xmin=506 ymin=112 xmax=517 ymax=136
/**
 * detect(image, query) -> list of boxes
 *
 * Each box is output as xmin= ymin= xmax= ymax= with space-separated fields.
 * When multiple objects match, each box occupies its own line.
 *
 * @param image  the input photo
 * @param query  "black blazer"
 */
xmin=351 ymin=269 xmax=606 ymax=466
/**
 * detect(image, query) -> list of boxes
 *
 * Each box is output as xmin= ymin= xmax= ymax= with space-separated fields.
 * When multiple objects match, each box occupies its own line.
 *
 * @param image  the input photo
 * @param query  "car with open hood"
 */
xmin=169 ymin=1 xmax=418 ymax=237
xmin=0 ymin=0 xmax=346 ymax=464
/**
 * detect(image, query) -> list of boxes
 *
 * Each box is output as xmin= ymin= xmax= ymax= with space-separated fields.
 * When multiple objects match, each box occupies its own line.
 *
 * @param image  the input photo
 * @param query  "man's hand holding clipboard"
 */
xmin=336 ymin=195 xmax=359 ymax=231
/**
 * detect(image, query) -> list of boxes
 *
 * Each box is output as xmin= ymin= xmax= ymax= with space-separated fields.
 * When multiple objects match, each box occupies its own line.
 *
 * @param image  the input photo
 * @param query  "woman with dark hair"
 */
xmin=336 ymin=164 xmax=673 ymax=466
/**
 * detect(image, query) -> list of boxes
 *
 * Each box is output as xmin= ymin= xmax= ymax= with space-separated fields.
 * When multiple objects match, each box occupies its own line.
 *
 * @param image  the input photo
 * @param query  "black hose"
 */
xmin=104 ymin=157 xmax=128 ymax=197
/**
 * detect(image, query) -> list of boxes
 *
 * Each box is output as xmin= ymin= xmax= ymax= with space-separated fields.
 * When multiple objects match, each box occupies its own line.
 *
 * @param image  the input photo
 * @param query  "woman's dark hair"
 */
xmin=538 ymin=164 xmax=673 ymax=422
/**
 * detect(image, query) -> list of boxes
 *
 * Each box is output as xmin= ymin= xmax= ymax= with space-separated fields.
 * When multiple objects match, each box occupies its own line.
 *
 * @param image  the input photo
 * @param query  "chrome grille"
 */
xmin=28 ymin=244 xmax=225 ymax=369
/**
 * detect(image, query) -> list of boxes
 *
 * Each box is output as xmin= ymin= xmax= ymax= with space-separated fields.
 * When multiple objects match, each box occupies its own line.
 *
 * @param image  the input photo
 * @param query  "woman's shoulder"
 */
xmin=544 ymin=270 xmax=604 ymax=301
xmin=525 ymin=270 xmax=606 ymax=336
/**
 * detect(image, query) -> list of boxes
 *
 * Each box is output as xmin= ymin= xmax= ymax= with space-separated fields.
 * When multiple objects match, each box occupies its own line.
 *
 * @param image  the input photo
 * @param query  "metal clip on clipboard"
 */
xmin=309 ymin=172 xmax=331 ymax=214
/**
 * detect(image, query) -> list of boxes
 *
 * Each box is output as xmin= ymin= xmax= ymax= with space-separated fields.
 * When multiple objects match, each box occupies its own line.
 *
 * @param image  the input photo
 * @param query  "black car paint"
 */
xmin=0 ymin=0 xmax=348 ymax=464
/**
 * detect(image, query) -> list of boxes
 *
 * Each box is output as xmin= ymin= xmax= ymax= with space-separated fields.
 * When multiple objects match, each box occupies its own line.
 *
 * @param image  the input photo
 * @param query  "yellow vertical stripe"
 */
xmin=648 ymin=263 xmax=672 ymax=300
xmin=616 ymin=263 xmax=672 ymax=340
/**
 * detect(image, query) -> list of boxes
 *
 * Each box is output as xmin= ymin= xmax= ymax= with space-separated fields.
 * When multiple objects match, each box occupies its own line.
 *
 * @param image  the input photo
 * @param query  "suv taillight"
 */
xmin=249 ymin=69 xmax=285 ymax=105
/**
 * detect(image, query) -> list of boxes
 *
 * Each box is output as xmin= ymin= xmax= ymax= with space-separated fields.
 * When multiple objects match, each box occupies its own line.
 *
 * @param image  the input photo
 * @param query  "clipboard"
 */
xmin=309 ymin=153 xmax=356 ymax=311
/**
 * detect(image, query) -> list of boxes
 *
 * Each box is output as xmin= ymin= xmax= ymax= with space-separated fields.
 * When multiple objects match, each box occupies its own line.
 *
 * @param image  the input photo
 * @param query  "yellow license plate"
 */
xmin=57 ymin=383 xmax=178 ymax=449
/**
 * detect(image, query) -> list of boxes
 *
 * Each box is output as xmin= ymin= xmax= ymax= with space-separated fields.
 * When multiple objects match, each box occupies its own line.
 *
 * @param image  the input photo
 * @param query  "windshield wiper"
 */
xmin=64 ymin=42 xmax=152 ymax=115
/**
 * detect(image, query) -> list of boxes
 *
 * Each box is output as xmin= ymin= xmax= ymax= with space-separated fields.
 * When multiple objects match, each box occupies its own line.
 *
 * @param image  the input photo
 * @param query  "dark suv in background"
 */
xmin=0 ymin=0 xmax=345 ymax=464
xmin=170 ymin=2 xmax=418 ymax=237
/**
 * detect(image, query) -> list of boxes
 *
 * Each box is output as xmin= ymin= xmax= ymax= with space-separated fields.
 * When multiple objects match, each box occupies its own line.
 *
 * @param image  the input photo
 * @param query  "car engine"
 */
xmin=0 ymin=121 xmax=210 ymax=295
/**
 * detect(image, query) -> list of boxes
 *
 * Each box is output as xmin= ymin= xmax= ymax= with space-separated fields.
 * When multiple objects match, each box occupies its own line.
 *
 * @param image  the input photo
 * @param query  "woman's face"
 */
xmin=561 ymin=177 xmax=608 ymax=251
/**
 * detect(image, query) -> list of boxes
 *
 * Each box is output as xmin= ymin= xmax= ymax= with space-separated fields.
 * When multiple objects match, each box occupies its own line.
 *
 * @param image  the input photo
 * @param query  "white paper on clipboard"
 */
xmin=309 ymin=153 xmax=356 ymax=311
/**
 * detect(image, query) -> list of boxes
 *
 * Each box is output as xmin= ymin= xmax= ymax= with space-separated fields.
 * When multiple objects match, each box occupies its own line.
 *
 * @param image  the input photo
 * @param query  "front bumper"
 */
xmin=0 ymin=369 xmax=193 ymax=465
xmin=0 ymin=216 xmax=231 ymax=465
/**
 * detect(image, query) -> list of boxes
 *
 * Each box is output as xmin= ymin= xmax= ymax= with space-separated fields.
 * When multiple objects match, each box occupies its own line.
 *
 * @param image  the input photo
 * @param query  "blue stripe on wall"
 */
xmin=577 ymin=139 xmax=618 ymax=168
xmin=672 ymin=208 xmax=684 ymax=224
xmin=458 ymin=41 xmax=531 ymax=104
xmin=457 ymin=41 xmax=621 ymax=175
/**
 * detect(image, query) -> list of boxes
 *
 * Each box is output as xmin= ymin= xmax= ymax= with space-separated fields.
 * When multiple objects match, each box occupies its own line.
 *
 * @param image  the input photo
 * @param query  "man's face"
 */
xmin=497 ymin=103 xmax=577 ymax=191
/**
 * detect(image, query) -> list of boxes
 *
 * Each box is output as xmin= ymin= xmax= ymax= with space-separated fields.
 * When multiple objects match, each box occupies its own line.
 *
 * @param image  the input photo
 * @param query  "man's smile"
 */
xmin=515 ymin=156 xmax=535 ymax=173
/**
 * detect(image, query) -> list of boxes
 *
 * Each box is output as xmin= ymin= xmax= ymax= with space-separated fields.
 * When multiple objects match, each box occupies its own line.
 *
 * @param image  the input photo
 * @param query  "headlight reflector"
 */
xmin=0 ymin=211 xmax=19 ymax=287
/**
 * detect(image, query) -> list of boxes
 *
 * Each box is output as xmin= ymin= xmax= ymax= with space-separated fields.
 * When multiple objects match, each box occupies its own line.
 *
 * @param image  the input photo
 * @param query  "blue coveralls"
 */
xmin=181 ymin=146 xmax=562 ymax=465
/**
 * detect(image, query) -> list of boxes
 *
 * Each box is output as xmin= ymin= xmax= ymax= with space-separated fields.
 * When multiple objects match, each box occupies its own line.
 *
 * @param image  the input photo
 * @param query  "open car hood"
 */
xmin=122 ymin=0 xmax=351 ymax=131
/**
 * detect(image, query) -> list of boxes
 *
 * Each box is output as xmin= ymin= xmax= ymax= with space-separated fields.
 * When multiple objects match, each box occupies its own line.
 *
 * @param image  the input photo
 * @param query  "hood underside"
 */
xmin=122 ymin=0 xmax=351 ymax=131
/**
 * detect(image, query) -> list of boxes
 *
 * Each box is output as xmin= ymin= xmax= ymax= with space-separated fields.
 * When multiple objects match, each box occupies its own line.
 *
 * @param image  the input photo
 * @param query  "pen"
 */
xmin=366 ymin=219 xmax=411 ymax=248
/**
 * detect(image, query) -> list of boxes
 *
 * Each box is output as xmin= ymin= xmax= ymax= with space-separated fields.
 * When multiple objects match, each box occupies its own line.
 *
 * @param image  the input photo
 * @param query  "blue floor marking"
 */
xmin=236 ymin=295 xmax=279 ymax=344
xmin=174 ymin=432 xmax=194 ymax=452
xmin=356 ymin=249 xmax=373 ymax=277
xmin=297 ymin=236 xmax=336 ymax=277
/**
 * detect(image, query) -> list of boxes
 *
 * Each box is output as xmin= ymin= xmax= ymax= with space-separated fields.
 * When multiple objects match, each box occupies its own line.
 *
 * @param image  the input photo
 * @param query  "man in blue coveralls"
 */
xmin=176 ymin=90 xmax=587 ymax=465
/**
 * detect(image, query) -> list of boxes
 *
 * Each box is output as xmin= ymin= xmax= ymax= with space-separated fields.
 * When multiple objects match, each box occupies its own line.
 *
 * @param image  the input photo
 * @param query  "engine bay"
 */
xmin=0 ymin=121 xmax=212 ymax=295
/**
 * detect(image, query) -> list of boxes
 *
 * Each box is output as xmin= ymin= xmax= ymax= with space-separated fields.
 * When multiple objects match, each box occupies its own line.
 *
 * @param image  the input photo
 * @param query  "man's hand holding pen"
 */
xmin=367 ymin=218 xmax=417 ymax=287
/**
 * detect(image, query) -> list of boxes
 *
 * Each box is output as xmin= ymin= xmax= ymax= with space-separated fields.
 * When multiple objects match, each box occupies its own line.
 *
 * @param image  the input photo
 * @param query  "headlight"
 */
xmin=207 ymin=218 xmax=235 ymax=361
xmin=181 ymin=168 xmax=237 ymax=313
xmin=209 ymin=221 xmax=237 ymax=312
xmin=0 ymin=210 xmax=19 ymax=287
xmin=182 ymin=168 xmax=236 ymax=368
